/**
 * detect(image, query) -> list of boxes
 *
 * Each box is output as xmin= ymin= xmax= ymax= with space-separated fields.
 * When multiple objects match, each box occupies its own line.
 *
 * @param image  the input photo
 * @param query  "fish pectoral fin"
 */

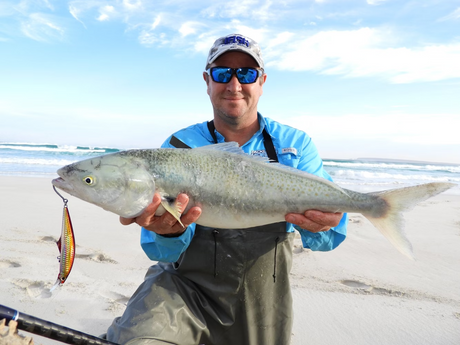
xmin=159 ymin=193 xmax=184 ymax=227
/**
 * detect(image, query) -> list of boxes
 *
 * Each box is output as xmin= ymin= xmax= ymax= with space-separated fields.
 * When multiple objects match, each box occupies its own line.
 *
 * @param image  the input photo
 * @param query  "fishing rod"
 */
xmin=0 ymin=304 xmax=118 ymax=345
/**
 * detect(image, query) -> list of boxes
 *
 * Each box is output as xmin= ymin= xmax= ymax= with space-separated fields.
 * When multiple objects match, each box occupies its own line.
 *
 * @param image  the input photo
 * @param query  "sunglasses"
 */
xmin=206 ymin=66 xmax=264 ymax=84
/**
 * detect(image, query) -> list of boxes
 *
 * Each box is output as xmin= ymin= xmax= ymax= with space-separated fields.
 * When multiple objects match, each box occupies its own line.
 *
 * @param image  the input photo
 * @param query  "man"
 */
xmin=107 ymin=34 xmax=347 ymax=345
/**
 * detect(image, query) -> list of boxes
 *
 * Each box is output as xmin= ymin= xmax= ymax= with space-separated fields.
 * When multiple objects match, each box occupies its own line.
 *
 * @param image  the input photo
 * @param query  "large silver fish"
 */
xmin=52 ymin=142 xmax=455 ymax=259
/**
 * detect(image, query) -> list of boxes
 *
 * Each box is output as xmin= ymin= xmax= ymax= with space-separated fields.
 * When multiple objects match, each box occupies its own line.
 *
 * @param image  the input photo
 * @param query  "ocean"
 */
xmin=1 ymin=142 xmax=459 ymax=195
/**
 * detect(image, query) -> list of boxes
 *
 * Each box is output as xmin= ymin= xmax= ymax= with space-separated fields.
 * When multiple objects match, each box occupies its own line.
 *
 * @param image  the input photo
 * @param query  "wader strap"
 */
xmin=207 ymin=121 xmax=219 ymax=144
xmin=169 ymin=135 xmax=191 ymax=149
xmin=261 ymin=129 xmax=279 ymax=163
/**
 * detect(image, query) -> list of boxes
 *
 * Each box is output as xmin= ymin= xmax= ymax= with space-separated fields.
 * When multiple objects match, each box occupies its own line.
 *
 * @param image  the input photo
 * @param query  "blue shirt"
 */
xmin=141 ymin=114 xmax=348 ymax=262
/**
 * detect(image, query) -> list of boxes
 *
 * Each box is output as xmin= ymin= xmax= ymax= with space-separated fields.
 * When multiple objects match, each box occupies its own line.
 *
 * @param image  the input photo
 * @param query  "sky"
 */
xmin=1 ymin=0 xmax=460 ymax=164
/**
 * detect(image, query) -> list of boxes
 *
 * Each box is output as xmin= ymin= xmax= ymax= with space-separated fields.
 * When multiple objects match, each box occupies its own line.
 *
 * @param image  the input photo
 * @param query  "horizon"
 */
xmin=2 ymin=141 xmax=459 ymax=167
xmin=1 ymin=0 xmax=460 ymax=164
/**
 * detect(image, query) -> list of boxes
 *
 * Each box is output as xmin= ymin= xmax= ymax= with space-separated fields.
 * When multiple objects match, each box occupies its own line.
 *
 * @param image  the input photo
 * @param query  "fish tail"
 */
xmin=363 ymin=182 xmax=455 ymax=260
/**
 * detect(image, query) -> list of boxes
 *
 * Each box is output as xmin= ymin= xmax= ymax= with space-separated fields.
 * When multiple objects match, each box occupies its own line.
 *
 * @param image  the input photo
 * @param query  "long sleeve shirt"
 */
xmin=141 ymin=114 xmax=348 ymax=262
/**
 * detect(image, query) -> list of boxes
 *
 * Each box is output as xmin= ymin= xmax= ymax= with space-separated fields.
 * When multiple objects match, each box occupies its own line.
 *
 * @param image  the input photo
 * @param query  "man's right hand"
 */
xmin=120 ymin=193 xmax=202 ymax=237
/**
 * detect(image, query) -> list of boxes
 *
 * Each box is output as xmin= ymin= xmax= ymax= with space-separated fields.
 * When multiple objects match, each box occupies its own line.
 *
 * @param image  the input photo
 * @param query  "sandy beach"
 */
xmin=1 ymin=176 xmax=459 ymax=345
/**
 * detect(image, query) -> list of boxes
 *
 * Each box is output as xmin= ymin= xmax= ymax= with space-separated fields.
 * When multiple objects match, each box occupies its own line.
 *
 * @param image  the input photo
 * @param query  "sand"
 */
xmin=1 ymin=176 xmax=459 ymax=345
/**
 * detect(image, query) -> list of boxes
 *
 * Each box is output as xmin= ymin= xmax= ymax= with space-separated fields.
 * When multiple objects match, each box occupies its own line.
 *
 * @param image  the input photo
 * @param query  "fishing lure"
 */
xmin=50 ymin=185 xmax=76 ymax=291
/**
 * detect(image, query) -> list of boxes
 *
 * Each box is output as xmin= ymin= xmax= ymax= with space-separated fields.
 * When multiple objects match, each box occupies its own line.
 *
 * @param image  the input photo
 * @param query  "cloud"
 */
xmin=438 ymin=7 xmax=460 ymax=21
xmin=122 ymin=0 xmax=143 ymax=11
xmin=14 ymin=0 xmax=55 ymax=14
xmin=20 ymin=12 xmax=65 ymax=42
xmin=5 ymin=0 xmax=460 ymax=84
xmin=366 ymin=0 xmax=388 ymax=5
xmin=201 ymin=0 xmax=274 ymax=21
xmin=68 ymin=0 xmax=147 ymax=25
xmin=266 ymin=28 xmax=460 ymax=83
xmin=179 ymin=21 xmax=205 ymax=37
xmin=97 ymin=5 xmax=116 ymax=21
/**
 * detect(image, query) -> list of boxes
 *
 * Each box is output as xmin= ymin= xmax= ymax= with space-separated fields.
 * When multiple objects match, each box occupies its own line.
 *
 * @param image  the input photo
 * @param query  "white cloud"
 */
xmin=20 ymin=12 xmax=65 ymax=42
xmin=122 ymin=0 xmax=143 ymax=11
xmin=14 ymin=0 xmax=54 ymax=13
xmin=179 ymin=21 xmax=205 ymax=37
xmin=97 ymin=5 xmax=115 ymax=21
xmin=439 ymin=7 xmax=460 ymax=21
xmin=6 ymin=0 xmax=460 ymax=85
xmin=150 ymin=14 xmax=161 ymax=29
xmin=266 ymin=28 xmax=460 ymax=83
xmin=138 ymin=30 xmax=167 ymax=46
xmin=366 ymin=0 xmax=388 ymax=5
xmin=201 ymin=0 xmax=275 ymax=21
xmin=68 ymin=0 xmax=104 ymax=26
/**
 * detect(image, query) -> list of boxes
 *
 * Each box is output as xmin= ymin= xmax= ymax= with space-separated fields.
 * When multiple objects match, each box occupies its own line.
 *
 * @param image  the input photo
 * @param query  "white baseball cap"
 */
xmin=205 ymin=34 xmax=264 ymax=70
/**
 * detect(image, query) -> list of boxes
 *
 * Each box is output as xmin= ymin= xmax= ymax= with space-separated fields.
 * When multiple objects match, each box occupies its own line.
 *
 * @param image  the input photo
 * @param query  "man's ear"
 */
xmin=203 ymin=72 xmax=209 ymax=84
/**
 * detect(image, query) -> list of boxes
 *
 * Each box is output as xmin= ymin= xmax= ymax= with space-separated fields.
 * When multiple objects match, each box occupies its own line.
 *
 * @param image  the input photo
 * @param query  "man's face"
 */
xmin=204 ymin=51 xmax=266 ymax=125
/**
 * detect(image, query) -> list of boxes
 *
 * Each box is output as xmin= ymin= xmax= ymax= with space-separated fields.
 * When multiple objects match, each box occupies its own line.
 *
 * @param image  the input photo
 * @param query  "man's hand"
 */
xmin=120 ymin=193 xmax=202 ymax=237
xmin=285 ymin=210 xmax=343 ymax=233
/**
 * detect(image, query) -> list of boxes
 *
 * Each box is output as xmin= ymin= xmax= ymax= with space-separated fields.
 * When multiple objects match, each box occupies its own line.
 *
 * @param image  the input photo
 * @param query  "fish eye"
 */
xmin=83 ymin=176 xmax=95 ymax=185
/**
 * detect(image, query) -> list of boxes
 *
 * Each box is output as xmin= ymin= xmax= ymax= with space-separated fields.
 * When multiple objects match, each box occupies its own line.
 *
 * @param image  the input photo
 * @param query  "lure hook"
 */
xmin=53 ymin=185 xmax=68 ymax=206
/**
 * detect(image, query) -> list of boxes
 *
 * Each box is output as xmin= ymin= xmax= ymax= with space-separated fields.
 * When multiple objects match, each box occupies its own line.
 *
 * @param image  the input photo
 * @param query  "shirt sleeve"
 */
xmin=294 ymin=136 xmax=348 ymax=251
xmin=141 ymin=224 xmax=196 ymax=262
xmin=139 ymin=136 xmax=196 ymax=262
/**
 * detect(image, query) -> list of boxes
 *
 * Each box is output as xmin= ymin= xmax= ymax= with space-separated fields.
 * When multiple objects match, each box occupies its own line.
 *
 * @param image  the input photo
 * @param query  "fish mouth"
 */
xmin=52 ymin=177 xmax=74 ymax=195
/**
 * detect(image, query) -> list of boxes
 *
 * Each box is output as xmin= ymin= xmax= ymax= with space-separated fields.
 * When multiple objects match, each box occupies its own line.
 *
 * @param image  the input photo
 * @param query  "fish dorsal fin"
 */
xmin=194 ymin=142 xmax=346 ymax=195
xmin=193 ymin=142 xmax=243 ymax=154
xmin=194 ymin=142 xmax=271 ymax=164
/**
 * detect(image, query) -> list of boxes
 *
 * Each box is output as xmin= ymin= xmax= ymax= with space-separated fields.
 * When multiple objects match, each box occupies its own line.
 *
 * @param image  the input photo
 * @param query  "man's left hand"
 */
xmin=285 ymin=210 xmax=343 ymax=233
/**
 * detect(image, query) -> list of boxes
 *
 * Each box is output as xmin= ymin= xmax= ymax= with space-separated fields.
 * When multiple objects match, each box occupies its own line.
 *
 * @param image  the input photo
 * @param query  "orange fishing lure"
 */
xmin=51 ymin=186 xmax=76 ymax=291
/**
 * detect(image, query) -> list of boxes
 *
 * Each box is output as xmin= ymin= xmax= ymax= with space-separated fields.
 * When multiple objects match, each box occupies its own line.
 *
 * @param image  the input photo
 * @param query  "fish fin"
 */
xmin=363 ymin=182 xmax=455 ymax=260
xmin=193 ymin=142 xmax=241 ymax=153
xmin=193 ymin=142 xmax=270 ymax=159
xmin=196 ymin=143 xmax=348 ymax=195
xmin=159 ymin=193 xmax=184 ymax=227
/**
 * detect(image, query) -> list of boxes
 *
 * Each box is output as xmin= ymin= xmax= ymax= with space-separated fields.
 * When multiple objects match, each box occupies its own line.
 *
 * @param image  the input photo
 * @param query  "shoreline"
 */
xmin=1 ymin=176 xmax=459 ymax=344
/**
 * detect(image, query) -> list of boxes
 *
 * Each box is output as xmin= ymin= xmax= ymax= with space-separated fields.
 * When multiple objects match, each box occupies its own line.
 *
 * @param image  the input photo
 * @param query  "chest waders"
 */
xmin=107 ymin=123 xmax=295 ymax=344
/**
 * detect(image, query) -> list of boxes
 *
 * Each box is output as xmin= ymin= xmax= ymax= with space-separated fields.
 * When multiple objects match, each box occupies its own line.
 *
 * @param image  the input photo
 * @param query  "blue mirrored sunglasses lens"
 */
xmin=211 ymin=68 xmax=233 ymax=83
xmin=236 ymin=68 xmax=258 ymax=84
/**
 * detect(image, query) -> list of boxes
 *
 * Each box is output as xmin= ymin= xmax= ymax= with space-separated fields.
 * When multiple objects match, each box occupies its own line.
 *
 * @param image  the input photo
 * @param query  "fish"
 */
xmin=51 ymin=142 xmax=456 ymax=259
xmin=50 ymin=192 xmax=76 ymax=291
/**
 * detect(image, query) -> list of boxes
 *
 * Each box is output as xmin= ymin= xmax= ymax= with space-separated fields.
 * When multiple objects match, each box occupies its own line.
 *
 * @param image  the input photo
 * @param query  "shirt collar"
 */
xmin=209 ymin=112 xmax=268 ymax=144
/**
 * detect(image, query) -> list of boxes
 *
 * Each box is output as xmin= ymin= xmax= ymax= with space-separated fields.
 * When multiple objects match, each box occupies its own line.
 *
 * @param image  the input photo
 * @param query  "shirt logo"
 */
xmin=281 ymin=148 xmax=297 ymax=155
xmin=251 ymin=150 xmax=267 ymax=157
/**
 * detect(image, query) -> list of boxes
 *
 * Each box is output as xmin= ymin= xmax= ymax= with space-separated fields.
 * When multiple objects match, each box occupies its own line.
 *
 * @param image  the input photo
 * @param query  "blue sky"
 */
xmin=1 ymin=0 xmax=459 ymax=163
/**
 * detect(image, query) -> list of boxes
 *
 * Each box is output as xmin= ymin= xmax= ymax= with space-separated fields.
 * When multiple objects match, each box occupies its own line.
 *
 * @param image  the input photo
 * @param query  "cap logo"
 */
xmin=223 ymin=35 xmax=249 ymax=47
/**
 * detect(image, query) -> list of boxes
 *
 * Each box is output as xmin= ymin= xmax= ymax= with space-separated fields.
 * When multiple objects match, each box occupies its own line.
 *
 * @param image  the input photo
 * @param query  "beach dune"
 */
xmin=1 ymin=176 xmax=459 ymax=345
